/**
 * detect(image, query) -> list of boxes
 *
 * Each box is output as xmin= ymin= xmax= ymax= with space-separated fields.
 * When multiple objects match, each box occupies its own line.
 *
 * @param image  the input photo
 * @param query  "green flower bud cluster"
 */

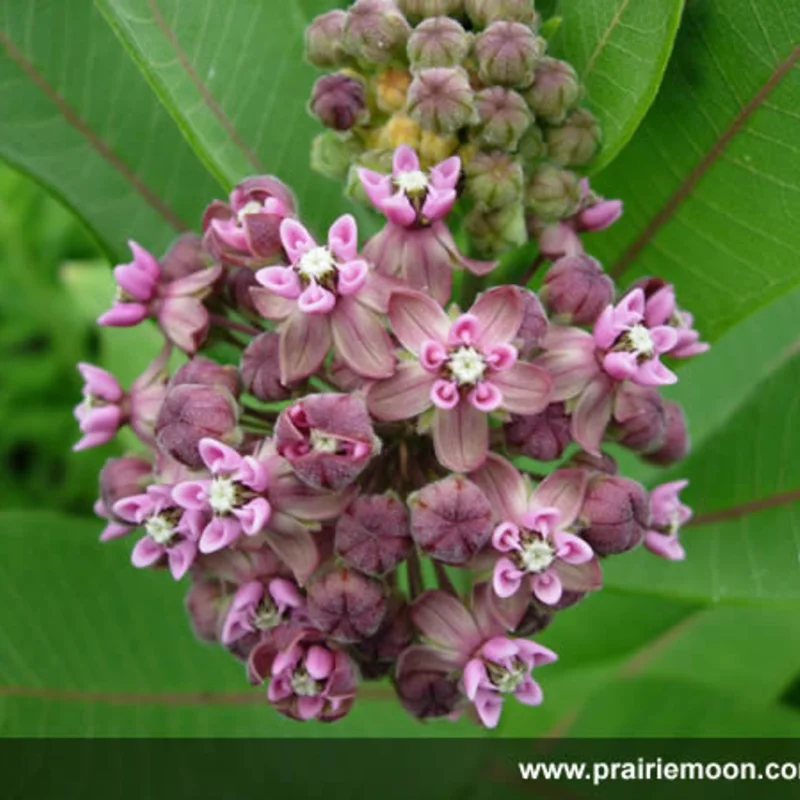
xmin=304 ymin=0 xmax=601 ymax=255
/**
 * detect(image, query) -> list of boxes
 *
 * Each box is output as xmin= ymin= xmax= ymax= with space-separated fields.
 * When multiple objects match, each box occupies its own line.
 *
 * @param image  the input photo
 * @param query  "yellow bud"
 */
xmin=419 ymin=131 xmax=459 ymax=166
xmin=384 ymin=114 xmax=422 ymax=150
xmin=457 ymin=142 xmax=480 ymax=169
xmin=375 ymin=69 xmax=413 ymax=113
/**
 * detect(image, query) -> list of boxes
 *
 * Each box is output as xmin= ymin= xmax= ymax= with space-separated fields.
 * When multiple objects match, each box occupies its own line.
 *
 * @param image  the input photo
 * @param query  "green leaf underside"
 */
xmin=96 ymin=0 xmax=354 ymax=235
xmin=0 ymin=1 xmax=220 ymax=259
xmin=589 ymin=0 xmax=800 ymax=342
xmin=552 ymin=0 xmax=685 ymax=172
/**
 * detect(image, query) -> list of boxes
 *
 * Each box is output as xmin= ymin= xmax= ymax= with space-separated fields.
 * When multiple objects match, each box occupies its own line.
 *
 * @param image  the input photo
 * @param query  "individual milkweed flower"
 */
xmin=536 ymin=288 xmax=683 ymax=454
xmin=94 ymin=456 xmax=153 ymax=541
xmin=73 ymin=352 xmax=168 ymax=451
xmin=359 ymin=145 xmax=496 ymax=303
xmin=97 ymin=242 xmax=221 ymax=354
xmin=221 ymin=578 xmax=305 ymax=646
xmin=473 ymin=454 xmax=600 ymax=605
xmin=368 ymin=286 xmax=552 ymax=472
xmin=275 ymin=393 xmax=381 ymax=491
xmin=309 ymin=73 xmax=368 ymax=131
xmin=407 ymin=589 xmax=557 ymax=728
xmin=113 ymin=484 xmax=208 ymax=580
xmin=644 ymin=480 xmax=692 ymax=561
xmin=250 ymin=629 xmax=359 ymax=722
xmin=202 ymin=176 xmax=296 ymax=268
xmin=540 ymin=254 xmax=615 ymax=327
xmin=252 ymin=214 xmax=395 ymax=384
xmin=644 ymin=401 xmax=690 ymax=466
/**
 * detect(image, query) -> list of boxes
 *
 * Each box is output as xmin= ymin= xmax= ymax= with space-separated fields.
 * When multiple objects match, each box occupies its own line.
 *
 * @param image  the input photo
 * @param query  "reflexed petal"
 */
xmin=157 ymin=296 xmax=209 ymax=353
xmin=171 ymin=481 xmax=210 ymax=512
xmin=199 ymin=516 xmax=242 ymax=553
xmin=250 ymin=287 xmax=296 ymax=320
xmin=463 ymin=659 xmax=490 ymax=701
xmin=279 ymin=311 xmax=332 ymax=384
xmin=298 ymin=283 xmax=336 ymax=314
xmin=484 ymin=343 xmax=517 ymax=371
xmin=421 ymin=187 xmax=456 ymax=222
xmin=411 ymin=592 xmax=483 ymax=660
xmin=532 ymin=571 xmax=563 ymax=605
xmin=553 ymin=531 xmax=594 ymax=565
xmin=448 ymin=314 xmax=482 ymax=346
xmin=164 ymin=264 xmax=222 ymax=296
xmin=571 ymin=374 xmax=615 ymax=455
xmin=264 ymin=512 xmax=320 ymax=585
xmin=470 ymin=286 xmax=523 ymax=347
xmin=493 ymin=558 xmax=524 ymax=598
xmin=280 ymin=218 xmax=316 ymax=263
xmin=167 ymin=539 xmax=197 ymax=580
xmin=555 ymin=558 xmax=603 ymax=593
xmin=603 ymin=351 xmax=639 ymax=381
xmin=491 ymin=362 xmax=552 ymax=415
xmin=357 ymin=168 xmax=394 ymax=208
xmin=644 ymin=531 xmax=686 ymax=561
xmin=514 ymin=676 xmax=543 ymax=707
xmin=131 ymin=536 xmax=164 ymax=568
xmin=389 ymin=289 xmax=450 ymax=353
xmin=98 ymin=302 xmax=149 ymax=327
xmin=429 ymin=156 xmax=461 ymax=191
xmin=198 ymin=439 xmax=243 ymax=474
xmin=467 ymin=381 xmax=503 ymax=413
xmin=433 ymin=404 xmax=489 ymax=473
xmin=515 ymin=638 xmax=558 ymax=667
xmin=255 ymin=266 xmax=301 ymax=299
xmin=393 ymin=144 xmax=420 ymax=175
xmin=635 ymin=357 xmax=678 ymax=387
xmin=330 ymin=296 xmax=395 ymax=380
xmin=471 ymin=453 xmax=528 ymax=522
xmin=367 ymin=363 xmax=436 ymax=421
xmin=328 ymin=214 xmax=359 ymax=262
xmin=337 ymin=259 xmax=369 ymax=296
xmin=234 ymin=497 xmax=272 ymax=536
xmin=420 ymin=340 xmax=448 ymax=371
xmin=431 ymin=379 xmax=460 ymax=410
xmin=473 ymin=689 xmax=503 ymax=729
xmin=529 ymin=469 xmax=589 ymax=529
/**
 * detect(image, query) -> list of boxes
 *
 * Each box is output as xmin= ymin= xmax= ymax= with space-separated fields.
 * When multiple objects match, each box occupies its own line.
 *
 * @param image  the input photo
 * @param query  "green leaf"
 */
xmin=605 ymin=349 xmax=800 ymax=604
xmin=0 ymin=1 xmax=221 ymax=259
xmin=551 ymin=0 xmax=685 ymax=171
xmin=96 ymin=0 xmax=353 ymax=234
xmin=590 ymin=0 xmax=800 ymax=341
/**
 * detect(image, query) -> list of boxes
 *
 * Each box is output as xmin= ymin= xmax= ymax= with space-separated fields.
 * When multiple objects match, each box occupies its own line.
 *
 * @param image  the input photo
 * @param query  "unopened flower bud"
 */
xmin=475 ymin=22 xmax=544 ymax=88
xmin=343 ymin=0 xmax=412 ymax=64
xmin=517 ymin=122 xmax=547 ymax=163
xmin=99 ymin=455 xmax=152 ymax=512
xmin=505 ymin=402 xmax=572 ymax=461
xmin=395 ymin=646 xmax=463 ymax=719
xmin=408 ymin=16 xmax=471 ymax=69
xmin=184 ymin=578 xmax=228 ymax=643
xmin=523 ymin=58 xmax=580 ymax=124
xmin=473 ymin=87 xmax=532 ymax=150
xmin=409 ymin=475 xmax=493 ymax=565
xmin=311 ymin=131 xmax=364 ymax=182
xmin=397 ymin=0 xmax=463 ymax=19
xmin=465 ymin=201 xmax=528 ymax=254
xmin=516 ymin=287 xmax=548 ymax=355
xmin=375 ymin=69 xmax=413 ymax=113
xmin=305 ymin=9 xmax=349 ymax=68
xmin=154 ymin=384 xmax=241 ymax=470
xmin=541 ymin=254 xmax=615 ymax=325
xmin=170 ymin=357 xmax=241 ymax=398
xmin=526 ymin=164 xmax=581 ymax=220
xmin=546 ymin=108 xmax=601 ymax=167
xmin=310 ymin=74 xmax=367 ymax=132
xmin=465 ymin=152 xmax=524 ymax=210
xmin=351 ymin=598 xmax=413 ymax=678
xmin=275 ymin=394 xmax=380 ymax=491
xmin=466 ymin=0 xmax=537 ymax=27
xmin=579 ymin=475 xmax=650 ymax=556
xmin=336 ymin=493 xmax=412 ymax=576
xmin=160 ymin=233 xmax=208 ymax=282
xmin=406 ymin=67 xmax=476 ymax=134
xmin=644 ymin=401 xmax=690 ymax=466
xmin=240 ymin=332 xmax=291 ymax=402
xmin=568 ymin=450 xmax=618 ymax=475
xmin=419 ymin=129 xmax=460 ymax=165
xmin=613 ymin=383 xmax=668 ymax=454
xmin=306 ymin=566 xmax=389 ymax=643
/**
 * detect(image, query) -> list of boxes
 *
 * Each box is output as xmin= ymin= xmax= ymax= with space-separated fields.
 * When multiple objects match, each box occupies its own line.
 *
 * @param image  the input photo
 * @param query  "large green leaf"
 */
xmin=96 ymin=0 xmax=351 ymax=234
xmin=551 ymin=0 xmax=685 ymax=171
xmin=590 ymin=0 xmax=800 ymax=341
xmin=0 ymin=0 xmax=220 ymax=259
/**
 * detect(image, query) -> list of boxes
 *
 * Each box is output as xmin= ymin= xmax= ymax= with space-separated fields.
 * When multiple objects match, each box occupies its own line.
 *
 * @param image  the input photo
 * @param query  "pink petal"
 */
xmin=634 ymin=357 xmax=678 ymax=386
xmin=131 ymin=536 xmax=164 ymax=568
xmin=330 ymin=296 xmax=395 ymax=380
xmin=163 ymin=264 xmax=221 ymax=296
xmin=421 ymin=186 xmax=456 ymax=222
xmin=532 ymin=570 xmax=563 ymax=605
xmin=603 ymin=350 xmax=639 ymax=381
xmin=234 ymin=456 xmax=269 ymax=493
xmin=433 ymin=403 xmax=489 ymax=473
xmin=492 ymin=522 xmax=522 ymax=553
xmin=644 ymin=285 xmax=676 ymax=327
xmin=463 ymin=659 xmax=490 ymax=701
xmin=267 ymin=673 xmax=293 ymax=702
xmin=198 ymin=439 xmax=243 ymax=474
xmin=357 ymin=168 xmax=394 ymax=207
xmin=167 ymin=539 xmax=197 ymax=580
xmin=491 ymin=362 xmax=552 ymax=415
xmin=420 ymin=340 xmax=448 ymax=371
xmin=255 ymin=266 xmax=301 ymax=299
xmin=113 ymin=262 xmax=156 ymax=301
xmin=263 ymin=511 xmax=320 ymax=585
xmin=157 ymin=296 xmax=208 ymax=353
xmin=519 ymin=506 xmax=561 ymax=536
xmin=470 ymin=453 xmax=529 ymax=521
xmin=553 ymin=531 xmax=594 ymax=565
xmin=99 ymin=522 xmax=133 ymax=542
xmin=171 ymin=481 xmax=210 ymax=511
xmin=645 ymin=531 xmax=686 ymax=561
xmin=571 ymin=374 xmax=615 ymax=455
xmin=128 ymin=240 xmax=161 ymax=279
xmin=296 ymin=696 xmax=325 ymax=720
xmin=337 ymin=259 xmax=369 ymax=296
xmin=269 ymin=577 xmax=303 ymax=610
xmin=484 ymin=343 xmax=517 ymax=371
xmin=98 ymin=302 xmax=148 ymax=327
xmin=199 ymin=516 xmax=242 ymax=553
xmin=529 ymin=469 xmax=589 ymax=530
xmin=481 ymin=636 xmax=519 ymax=663
xmin=448 ymin=314 xmax=482 ymax=347
xmin=280 ymin=218 xmax=316 ymax=263
xmin=388 ymin=289 xmax=450 ymax=354
xmin=470 ymin=286 xmax=523 ymax=347
xmin=618 ymin=288 xmax=646 ymax=320
xmin=431 ymin=379 xmax=460 ymax=410
xmin=473 ymin=689 xmax=503 ymax=729
xmin=393 ymin=144 xmax=420 ymax=175
xmin=380 ymin=193 xmax=419 ymax=227
xmin=468 ymin=381 xmax=503 ymax=413
xmin=298 ymin=283 xmax=336 ymax=314
xmin=592 ymin=305 xmax=621 ymax=349
xmin=328 ymin=214 xmax=359 ymax=262
xmin=429 ymin=156 xmax=461 ymax=191
xmin=579 ymin=199 xmax=623 ymax=232
xmin=554 ymin=558 xmax=603 ymax=593
xmin=493 ymin=558 xmax=525 ymax=598
xmin=367 ymin=363 xmax=436 ymax=421
xmin=250 ymin=287 xmax=296 ymax=320
xmin=231 ymin=580 xmax=264 ymax=612
xmin=410 ymin=590 xmax=482 ymax=656
xmin=515 ymin=638 xmax=558 ymax=667
xmin=305 ymin=645 xmax=335 ymax=680
xmin=113 ymin=493 xmax=155 ymax=525
xmin=279 ymin=310 xmax=332 ymax=384
xmin=234 ymin=497 xmax=272 ymax=536
xmin=514 ymin=676 xmax=543 ymax=707
xmin=73 ymin=431 xmax=115 ymax=451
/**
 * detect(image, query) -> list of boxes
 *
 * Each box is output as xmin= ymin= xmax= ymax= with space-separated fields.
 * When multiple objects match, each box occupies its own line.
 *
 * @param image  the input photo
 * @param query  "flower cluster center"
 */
xmin=310 ymin=429 xmax=341 ymax=454
xmin=617 ymin=324 xmax=654 ymax=359
xmin=447 ymin=346 xmax=487 ymax=386
xmin=395 ymin=169 xmax=429 ymax=195
xmin=518 ymin=534 xmax=556 ymax=574
xmin=291 ymin=668 xmax=323 ymax=697
xmin=208 ymin=476 xmax=240 ymax=515
xmin=145 ymin=513 xmax=177 ymax=546
xmin=487 ymin=660 xmax=527 ymax=694
xmin=298 ymin=246 xmax=337 ymax=282
xmin=237 ymin=200 xmax=263 ymax=222
xmin=252 ymin=598 xmax=282 ymax=631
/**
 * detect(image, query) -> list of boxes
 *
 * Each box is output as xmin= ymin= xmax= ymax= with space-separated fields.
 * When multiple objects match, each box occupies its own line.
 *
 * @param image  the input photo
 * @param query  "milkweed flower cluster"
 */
xmin=74 ymin=0 xmax=708 ymax=730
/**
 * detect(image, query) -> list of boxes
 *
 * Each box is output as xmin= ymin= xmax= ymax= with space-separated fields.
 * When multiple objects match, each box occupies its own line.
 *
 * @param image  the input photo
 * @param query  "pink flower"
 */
xmin=113 ymin=484 xmax=207 ymax=580
xmin=73 ymin=351 xmax=168 ymax=451
xmin=221 ymin=579 xmax=305 ymax=646
xmin=536 ymin=288 xmax=682 ymax=454
xmin=644 ymin=480 xmax=692 ymax=561
xmin=407 ymin=589 xmax=557 ymax=728
xmin=359 ymin=146 xmax=497 ymax=304
xmin=368 ymin=286 xmax=552 ymax=472
xmin=473 ymin=455 xmax=601 ymax=606
xmin=98 ymin=241 xmax=221 ymax=353
xmin=637 ymin=279 xmax=710 ymax=359
xmin=202 ymin=175 xmax=296 ymax=267
xmin=252 ymin=214 xmax=395 ymax=383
